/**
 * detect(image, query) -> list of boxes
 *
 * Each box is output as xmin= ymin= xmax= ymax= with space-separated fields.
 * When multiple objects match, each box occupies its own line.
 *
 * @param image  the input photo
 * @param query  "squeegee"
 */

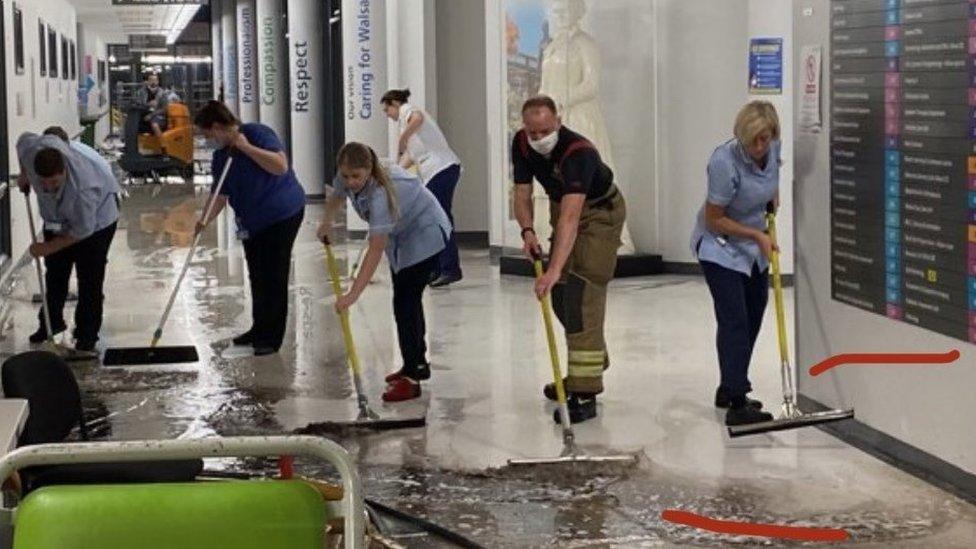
xmin=103 ymin=157 xmax=234 ymax=366
xmin=728 ymin=204 xmax=854 ymax=437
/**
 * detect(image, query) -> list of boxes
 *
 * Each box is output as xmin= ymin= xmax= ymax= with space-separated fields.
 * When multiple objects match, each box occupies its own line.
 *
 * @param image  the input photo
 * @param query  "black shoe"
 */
xmin=232 ymin=330 xmax=254 ymax=346
xmin=553 ymin=394 xmax=598 ymax=424
xmin=75 ymin=340 xmax=97 ymax=353
xmin=429 ymin=273 xmax=462 ymax=288
xmin=254 ymin=346 xmax=278 ymax=356
xmin=29 ymin=324 xmax=66 ymax=344
xmin=544 ymin=380 xmax=603 ymax=402
xmin=714 ymin=388 xmax=763 ymax=410
xmin=725 ymin=405 xmax=774 ymax=426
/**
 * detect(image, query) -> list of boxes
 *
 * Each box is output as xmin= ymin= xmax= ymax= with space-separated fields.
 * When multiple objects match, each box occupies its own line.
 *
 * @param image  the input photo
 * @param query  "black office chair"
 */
xmin=2 ymin=351 xmax=202 ymax=494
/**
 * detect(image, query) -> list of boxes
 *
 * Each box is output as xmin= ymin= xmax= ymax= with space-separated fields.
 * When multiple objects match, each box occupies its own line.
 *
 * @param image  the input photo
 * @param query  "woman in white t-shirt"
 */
xmin=382 ymin=89 xmax=463 ymax=287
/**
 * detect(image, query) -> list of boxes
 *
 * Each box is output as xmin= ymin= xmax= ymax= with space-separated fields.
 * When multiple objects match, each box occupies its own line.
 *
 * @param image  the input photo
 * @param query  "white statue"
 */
xmin=536 ymin=0 xmax=635 ymax=253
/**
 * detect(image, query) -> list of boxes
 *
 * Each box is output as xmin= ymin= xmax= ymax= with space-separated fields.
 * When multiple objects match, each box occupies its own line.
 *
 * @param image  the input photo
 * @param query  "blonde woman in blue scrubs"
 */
xmin=690 ymin=101 xmax=782 ymax=428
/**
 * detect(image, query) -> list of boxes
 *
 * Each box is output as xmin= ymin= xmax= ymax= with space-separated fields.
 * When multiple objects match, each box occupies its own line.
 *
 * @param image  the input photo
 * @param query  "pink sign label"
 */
xmin=887 ymin=26 xmax=901 ymax=40
xmin=971 ymin=20 xmax=976 ymax=35
xmin=970 ymin=37 xmax=976 ymax=54
xmin=887 ymin=304 xmax=903 ymax=320
xmin=886 ymin=73 xmax=901 ymax=88
xmin=886 ymin=103 xmax=899 ymax=118
xmin=887 ymin=89 xmax=900 ymax=103
xmin=969 ymin=175 xmax=976 ymax=190
xmin=887 ymin=120 xmax=901 ymax=135
xmin=971 ymin=89 xmax=976 ymax=106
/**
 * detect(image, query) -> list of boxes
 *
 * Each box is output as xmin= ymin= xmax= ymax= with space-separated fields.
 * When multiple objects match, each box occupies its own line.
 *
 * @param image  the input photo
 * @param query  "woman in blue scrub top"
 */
xmin=317 ymin=142 xmax=451 ymax=403
xmin=193 ymin=101 xmax=306 ymax=356
xmin=690 ymin=101 xmax=781 ymax=427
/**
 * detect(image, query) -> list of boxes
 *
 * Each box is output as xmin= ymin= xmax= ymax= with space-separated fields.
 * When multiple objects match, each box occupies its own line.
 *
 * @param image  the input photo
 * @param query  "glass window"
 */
xmin=70 ymin=40 xmax=77 ymax=80
xmin=48 ymin=27 xmax=57 ymax=78
xmin=38 ymin=20 xmax=46 ymax=76
xmin=13 ymin=4 xmax=24 ymax=75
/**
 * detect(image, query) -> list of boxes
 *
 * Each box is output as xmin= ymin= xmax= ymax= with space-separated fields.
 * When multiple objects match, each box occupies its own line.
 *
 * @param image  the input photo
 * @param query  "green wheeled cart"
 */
xmin=0 ymin=436 xmax=366 ymax=548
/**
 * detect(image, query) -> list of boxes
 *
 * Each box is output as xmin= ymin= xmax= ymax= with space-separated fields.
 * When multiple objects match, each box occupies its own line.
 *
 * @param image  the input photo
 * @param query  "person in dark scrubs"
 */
xmin=690 ymin=100 xmax=782 ymax=427
xmin=193 ymin=101 xmax=306 ymax=356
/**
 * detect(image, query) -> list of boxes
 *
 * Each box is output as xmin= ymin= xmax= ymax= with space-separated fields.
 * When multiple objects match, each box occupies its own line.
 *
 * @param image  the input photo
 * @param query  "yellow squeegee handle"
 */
xmin=324 ymin=242 xmax=363 ymax=377
xmin=533 ymin=251 xmax=568 ymax=406
xmin=766 ymin=207 xmax=789 ymax=365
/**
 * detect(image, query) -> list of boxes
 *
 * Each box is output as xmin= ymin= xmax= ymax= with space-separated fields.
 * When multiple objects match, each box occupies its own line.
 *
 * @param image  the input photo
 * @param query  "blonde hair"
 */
xmin=733 ymin=100 xmax=780 ymax=147
xmin=337 ymin=143 xmax=400 ymax=222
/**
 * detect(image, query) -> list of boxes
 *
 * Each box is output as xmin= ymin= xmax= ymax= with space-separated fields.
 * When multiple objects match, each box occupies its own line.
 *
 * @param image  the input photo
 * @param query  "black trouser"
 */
xmin=242 ymin=210 xmax=304 ymax=349
xmin=392 ymin=254 xmax=439 ymax=376
xmin=700 ymin=260 xmax=769 ymax=404
xmin=426 ymin=164 xmax=462 ymax=278
xmin=40 ymin=222 xmax=118 ymax=343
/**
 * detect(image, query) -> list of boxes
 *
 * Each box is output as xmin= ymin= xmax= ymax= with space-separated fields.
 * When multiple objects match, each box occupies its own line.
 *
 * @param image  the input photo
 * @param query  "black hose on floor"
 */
xmin=199 ymin=470 xmax=484 ymax=548
xmin=365 ymin=498 xmax=485 ymax=549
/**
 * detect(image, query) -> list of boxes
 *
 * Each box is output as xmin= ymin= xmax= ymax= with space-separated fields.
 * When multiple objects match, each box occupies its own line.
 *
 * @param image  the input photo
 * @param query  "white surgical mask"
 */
xmin=529 ymin=130 xmax=559 ymax=157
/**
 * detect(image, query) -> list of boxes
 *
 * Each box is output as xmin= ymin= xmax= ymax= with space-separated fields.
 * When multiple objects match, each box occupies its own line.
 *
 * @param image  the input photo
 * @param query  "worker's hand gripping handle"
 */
xmin=529 ymin=247 xmax=545 ymax=278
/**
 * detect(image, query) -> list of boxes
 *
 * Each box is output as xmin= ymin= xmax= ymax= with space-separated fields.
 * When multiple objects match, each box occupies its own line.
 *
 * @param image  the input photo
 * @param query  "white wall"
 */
xmin=748 ymin=0 xmax=794 ymax=269
xmin=4 ymin=0 xmax=81 ymax=264
xmin=385 ymin=0 xmax=435 ymax=158
xmin=435 ymin=0 xmax=488 ymax=233
xmin=5 ymin=0 xmax=80 ymax=166
xmin=654 ymin=0 xmax=750 ymax=263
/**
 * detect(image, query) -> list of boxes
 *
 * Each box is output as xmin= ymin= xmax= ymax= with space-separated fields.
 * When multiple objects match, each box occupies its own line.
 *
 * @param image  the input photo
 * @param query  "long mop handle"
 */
xmin=324 ymin=241 xmax=375 ymax=418
xmin=766 ymin=205 xmax=797 ymax=413
xmin=532 ymin=251 xmax=575 ymax=450
xmin=22 ymin=189 xmax=55 ymax=343
xmin=151 ymin=156 xmax=234 ymax=347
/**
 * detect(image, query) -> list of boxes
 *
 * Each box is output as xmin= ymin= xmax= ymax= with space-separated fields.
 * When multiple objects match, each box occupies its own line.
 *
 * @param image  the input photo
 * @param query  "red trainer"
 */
xmin=384 ymin=363 xmax=431 ymax=383
xmin=382 ymin=377 xmax=421 ymax=402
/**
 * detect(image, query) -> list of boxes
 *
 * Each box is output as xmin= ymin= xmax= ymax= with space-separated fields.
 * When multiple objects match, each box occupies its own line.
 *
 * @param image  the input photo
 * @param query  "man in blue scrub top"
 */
xmin=16 ymin=129 xmax=120 ymax=352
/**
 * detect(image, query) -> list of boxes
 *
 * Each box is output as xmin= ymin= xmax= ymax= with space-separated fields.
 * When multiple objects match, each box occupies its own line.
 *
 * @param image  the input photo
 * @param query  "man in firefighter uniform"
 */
xmin=511 ymin=95 xmax=626 ymax=423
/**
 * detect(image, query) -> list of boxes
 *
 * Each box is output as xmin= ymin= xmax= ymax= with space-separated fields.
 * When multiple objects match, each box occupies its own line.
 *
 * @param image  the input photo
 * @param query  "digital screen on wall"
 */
xmin=830 ymin=0 xmax=976 ymax=344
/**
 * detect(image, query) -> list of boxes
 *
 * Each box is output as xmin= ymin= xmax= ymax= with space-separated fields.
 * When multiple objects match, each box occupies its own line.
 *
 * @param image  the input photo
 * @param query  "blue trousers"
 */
xmin=426 ymin=164 xmax=462 ymax=278
xmin=700 ymin=260 xmax=769 ymax=402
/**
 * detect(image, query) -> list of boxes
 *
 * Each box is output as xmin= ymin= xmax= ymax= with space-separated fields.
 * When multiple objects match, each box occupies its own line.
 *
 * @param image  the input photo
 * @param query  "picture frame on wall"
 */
xmin=38 ymin=20 xmax=46 ymax=77
xmin=13 ymin=3 xmax=25 ymax=75
xmin=48 ymin=26 xmax=58 ymax=79
xmin=61 ymin=35 xmax=69 ymax=80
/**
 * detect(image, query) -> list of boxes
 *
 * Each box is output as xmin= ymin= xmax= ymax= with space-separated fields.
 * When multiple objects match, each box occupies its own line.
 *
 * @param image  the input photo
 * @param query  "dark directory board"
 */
xmin=830 ymin=0 xmax=976 ymax=344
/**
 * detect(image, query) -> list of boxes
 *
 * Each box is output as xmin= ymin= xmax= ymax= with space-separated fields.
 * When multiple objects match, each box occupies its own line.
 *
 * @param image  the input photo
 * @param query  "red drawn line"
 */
xmin=808 ymin=350 xmax=960 ymax=377
xmin=662 ymin=509 xmax=850 ymax=543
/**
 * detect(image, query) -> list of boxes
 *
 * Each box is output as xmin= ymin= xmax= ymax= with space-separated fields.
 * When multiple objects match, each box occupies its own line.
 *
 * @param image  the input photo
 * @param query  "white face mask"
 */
xmin=529 ymin=130 xmax=559 ymax=157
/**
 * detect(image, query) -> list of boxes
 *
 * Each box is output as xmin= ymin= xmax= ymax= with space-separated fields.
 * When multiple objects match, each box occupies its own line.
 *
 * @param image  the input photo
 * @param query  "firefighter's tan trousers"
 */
xmin=549 ymin=187 xmax=626 ymax=394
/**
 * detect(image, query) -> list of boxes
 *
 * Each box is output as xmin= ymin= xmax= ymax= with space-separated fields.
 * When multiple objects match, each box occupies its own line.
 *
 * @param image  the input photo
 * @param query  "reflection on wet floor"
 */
xmin=1 ymin=184 xmax=975 ymax=547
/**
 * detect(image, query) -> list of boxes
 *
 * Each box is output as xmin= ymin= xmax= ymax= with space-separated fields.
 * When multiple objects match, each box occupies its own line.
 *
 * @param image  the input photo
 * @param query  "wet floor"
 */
xmin=1 ymin=184 xmax=975 ymax=547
